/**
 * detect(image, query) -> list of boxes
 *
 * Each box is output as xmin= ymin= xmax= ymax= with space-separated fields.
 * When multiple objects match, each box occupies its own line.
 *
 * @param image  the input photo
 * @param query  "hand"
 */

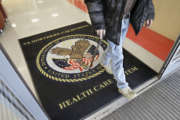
xmin=96 ymin=29 xmax=106 ymax=39
xmin=144 ymin=19 xmax=153 ymax=28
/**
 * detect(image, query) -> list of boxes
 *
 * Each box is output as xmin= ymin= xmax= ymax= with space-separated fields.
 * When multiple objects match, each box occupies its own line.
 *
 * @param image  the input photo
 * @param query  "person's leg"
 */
xmin=111 ymin=18 xmax=130 ymax=89
xmin=101 ymin=40 xmax=114 ymax=66
xmin=100 ymin=40 xmax=115 ymax=74
xmin=101 ymin=18 xmax=130 ymax=70
xmin=101 ymin=17 xmax=136 ymax=99
xmin=112 ymin=17 xmax=137 ymax=99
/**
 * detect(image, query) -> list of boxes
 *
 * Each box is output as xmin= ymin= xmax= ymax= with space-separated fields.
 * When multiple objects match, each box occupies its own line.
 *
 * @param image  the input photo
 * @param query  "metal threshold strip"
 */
xmin=102 ymin=69 xmax=180 ymax=120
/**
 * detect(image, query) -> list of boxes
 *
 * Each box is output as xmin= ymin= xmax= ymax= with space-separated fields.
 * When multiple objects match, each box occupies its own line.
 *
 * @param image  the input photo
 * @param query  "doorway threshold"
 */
xmin=84 ymin=76 xmax=159 ymax=120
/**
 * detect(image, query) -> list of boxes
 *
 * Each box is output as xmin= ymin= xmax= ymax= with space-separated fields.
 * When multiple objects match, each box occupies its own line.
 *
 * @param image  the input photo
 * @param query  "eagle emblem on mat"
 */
xmin=36 ymin=35 xmax=107 ymax=82
xmin=51 ymin=40 xmax=99 ymax=72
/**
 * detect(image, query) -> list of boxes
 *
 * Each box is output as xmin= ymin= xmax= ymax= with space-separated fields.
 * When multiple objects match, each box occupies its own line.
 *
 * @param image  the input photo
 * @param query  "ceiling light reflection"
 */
xmin=11 ymin=23 xmax=16 ymax=28
xmin=31 ymin=18 xmax=40 ymax=23
xmin=37 ymin=0 xmax=44 ymax=4
xmin=52 ymin=13 xmax=59 ymax=17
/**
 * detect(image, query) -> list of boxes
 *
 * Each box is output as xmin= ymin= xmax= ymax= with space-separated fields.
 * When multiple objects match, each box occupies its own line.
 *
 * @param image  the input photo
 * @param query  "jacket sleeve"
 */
xmin=146 ymin=0 xmax=155 ymax=20
xmin=84 ymin=0 xmax=105 ymax=30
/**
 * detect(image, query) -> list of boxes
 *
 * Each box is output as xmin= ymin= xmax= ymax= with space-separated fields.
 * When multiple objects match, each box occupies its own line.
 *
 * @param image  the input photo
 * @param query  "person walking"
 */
xmin=85 ymin=0 xmax=155 ymax=99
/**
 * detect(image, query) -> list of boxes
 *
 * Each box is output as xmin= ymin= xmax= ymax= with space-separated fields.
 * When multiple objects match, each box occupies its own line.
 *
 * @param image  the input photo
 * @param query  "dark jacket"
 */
xmin=85 ymin=0 xmax=155 ymax=45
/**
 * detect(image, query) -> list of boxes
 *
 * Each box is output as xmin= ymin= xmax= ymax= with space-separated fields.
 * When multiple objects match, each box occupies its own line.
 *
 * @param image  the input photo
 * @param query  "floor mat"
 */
xmin=19 ymin=21 xmax=157 ymax=120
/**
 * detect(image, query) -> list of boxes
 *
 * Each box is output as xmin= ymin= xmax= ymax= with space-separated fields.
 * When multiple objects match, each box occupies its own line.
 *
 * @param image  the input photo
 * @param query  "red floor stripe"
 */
xmin=127 ymin=25 xmax=174 ymax=61
xmin=67 ymin=0 xmax=175 ymax=61
xmin=68 ymin=0 xmax=73 ymax=3
xmin=74 ymin=0 xmax=88 ymax=12
xmin=68 ymin=0 xmax=88 ymax=12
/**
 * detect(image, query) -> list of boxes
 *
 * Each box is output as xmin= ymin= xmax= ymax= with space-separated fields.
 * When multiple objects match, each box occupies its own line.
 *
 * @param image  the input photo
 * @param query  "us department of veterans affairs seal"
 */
xmin=36 ymin=34 xmax=108 ymax=83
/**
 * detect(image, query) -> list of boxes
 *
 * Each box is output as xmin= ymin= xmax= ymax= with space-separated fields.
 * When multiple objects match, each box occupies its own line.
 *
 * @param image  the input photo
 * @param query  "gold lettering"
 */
xmin=86 ymin=89 xmax=93 ymax=96
xmin=25 ymin=41 xmax=31 ymax=45
xmin=77 ymin=74 xmax=81 ymax=77
xmin=64 ymin=30 xmax=70 ymax=33
xmin=127 ymin=69 xmax=133 ymax=74
xmin=65 ymin=99 xmax=72 ymax=106
xmin=76 ymin=95 xmax=84 ymax=101
xmin=88 ymin=71 xmax=92 ymax=75
xmin=23 ymin=25 xmax=89 ymax=46
xmin=132 ymin=66 xmax=139 ymax=71
xmin=99 ymin=84 xmax=105 ymax=89
xmin=125 ymin=71 xmax=129 ymax=76
xmin=72 ymin=97 xmax=78 ymax=103
xmin=59 ymin=102 xmax=67 ymax=110
xmin=43 ymin=36 xmax=47 ymax=40
xmin=59 ymin=103 xmax=64 ymax=110
xmin=85 ymin=72 xmax=89 ymax=77
xmin=56 ymin=33 xmax=60 ymax=36
xmin=125 ymin=66 xmax=139 ymax=76
xmin=52 ymin=34 xmax=56 ymax=37
xmin=97 ymin=65 xmax=102 ymax=70
xmin=59 ymin=31 xmax=65 ymax=34
xmin=81 ymin=92 xmax=87 ymax=98
xmin=46 ymin=35 xmax=51 ymax=39
xmin=58 ymin=78 xmax=115 ymax=110
xmin=46 ymin=36 xmax=50 ymax=39
xmin=73 ymin=74 xmax=77 ymax=78
xmin=102 ymin=81 xmax=110 ymax=87
xmin=60 ymin=74 xmax=64 ymax=78
xmin=93 ymin=86 xmax=100 ymax=92
xmin=50 ymin=35 xmax=54 ymax=38
xmin=107 ymin=79 xmax=113 ymax=84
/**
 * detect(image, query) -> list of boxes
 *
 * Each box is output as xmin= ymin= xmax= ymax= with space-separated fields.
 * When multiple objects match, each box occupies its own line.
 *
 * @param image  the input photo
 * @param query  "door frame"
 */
xmin=0 ymin=44 xmax=50 ymax=120
xmin=158 ymin=35 xmax=180 ymax=79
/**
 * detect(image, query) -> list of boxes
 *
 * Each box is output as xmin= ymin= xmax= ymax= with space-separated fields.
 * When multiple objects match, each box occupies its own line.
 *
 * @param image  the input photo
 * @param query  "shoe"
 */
xmin=100 ymin=63 xmax=113 ymax=74
xmin=118 ymin=87 xmax=137 ymax=100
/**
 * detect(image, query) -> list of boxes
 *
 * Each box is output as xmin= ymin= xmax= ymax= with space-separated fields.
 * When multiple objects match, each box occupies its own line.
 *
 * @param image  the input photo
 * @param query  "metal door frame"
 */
xmin=0 ymin=44 xmax=50 ymax=120
xmin=158 ymin=35 xmax=180 ymax=79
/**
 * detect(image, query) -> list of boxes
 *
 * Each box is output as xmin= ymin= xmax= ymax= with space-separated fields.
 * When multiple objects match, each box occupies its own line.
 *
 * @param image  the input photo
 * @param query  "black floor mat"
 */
xmin=19 ymin=21 xmax=157 ymax=120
